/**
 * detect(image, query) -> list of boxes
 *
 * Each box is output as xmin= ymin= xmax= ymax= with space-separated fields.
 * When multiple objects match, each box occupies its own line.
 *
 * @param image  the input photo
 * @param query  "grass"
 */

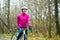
xmin=0 ymin=33 xmax=60 ymax=40
xmin=0 ymin=33 xmax=12 ymax=38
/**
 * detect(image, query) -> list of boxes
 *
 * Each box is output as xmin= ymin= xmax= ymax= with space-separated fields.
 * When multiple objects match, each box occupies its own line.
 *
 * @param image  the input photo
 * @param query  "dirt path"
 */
xmin=0 ymin=38 xmax=10 ymax=40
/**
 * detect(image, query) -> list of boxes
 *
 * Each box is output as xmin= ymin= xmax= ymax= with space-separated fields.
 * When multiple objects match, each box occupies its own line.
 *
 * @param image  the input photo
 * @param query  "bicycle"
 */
xmin=11 ymin=28 xmax=28 ymax=40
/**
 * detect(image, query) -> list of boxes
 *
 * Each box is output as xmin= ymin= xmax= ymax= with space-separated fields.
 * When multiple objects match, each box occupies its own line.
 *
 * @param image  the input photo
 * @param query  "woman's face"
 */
xmin=22 ymin=9 xmax=27 ymax=13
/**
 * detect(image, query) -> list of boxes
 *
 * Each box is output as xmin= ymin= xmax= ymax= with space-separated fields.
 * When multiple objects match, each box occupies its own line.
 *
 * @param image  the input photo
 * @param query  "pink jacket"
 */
xmin=17 ymin=12 xmax=31 ymax=28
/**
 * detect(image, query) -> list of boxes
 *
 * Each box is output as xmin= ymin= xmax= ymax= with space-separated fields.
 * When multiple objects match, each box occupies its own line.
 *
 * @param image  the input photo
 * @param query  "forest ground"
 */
xmin=0 ymin=33 xmax=60 ymax=40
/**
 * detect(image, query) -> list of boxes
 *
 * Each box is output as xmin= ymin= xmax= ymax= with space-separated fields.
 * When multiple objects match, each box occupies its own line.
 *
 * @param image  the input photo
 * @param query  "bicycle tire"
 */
xmin=11 ymin=32 xmax=18 ymax=40
xmin=11 ymin=32 xmax=24 ymax=40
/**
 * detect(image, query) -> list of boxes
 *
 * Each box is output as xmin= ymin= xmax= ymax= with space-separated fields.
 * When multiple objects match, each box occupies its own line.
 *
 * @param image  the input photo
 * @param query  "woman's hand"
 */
xmin=29 ymin=26 xmax=32 ymax=33
xmin=17 ymin=28 xmax=20 ymax=33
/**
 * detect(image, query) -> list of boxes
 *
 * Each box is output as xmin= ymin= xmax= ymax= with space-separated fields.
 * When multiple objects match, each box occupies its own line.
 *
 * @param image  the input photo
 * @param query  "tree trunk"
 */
xmin=0 ymin=0 xmax=1 ymax=27
xmin=54 ymin=0 xmax=60 ymax=36
xmin=7 ymin=0 xmax=10 ymax=29
xmin=48 ymin=0 xmax=51 ymax=38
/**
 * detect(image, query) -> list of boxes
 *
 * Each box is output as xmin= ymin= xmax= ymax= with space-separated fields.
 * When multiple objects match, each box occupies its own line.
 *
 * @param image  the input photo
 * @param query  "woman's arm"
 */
xmin=27 ymin=15 xmax=31 ymax=26
xmin=17 ymin=15 xmax=20 ymax=27
xmin=27 ymin=15 xmax=32 ymax=33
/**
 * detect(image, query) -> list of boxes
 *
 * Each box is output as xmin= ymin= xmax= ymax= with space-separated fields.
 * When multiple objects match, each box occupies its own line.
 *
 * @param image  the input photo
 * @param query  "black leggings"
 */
xmin=17 ymin=28 xmax=28 ymax=40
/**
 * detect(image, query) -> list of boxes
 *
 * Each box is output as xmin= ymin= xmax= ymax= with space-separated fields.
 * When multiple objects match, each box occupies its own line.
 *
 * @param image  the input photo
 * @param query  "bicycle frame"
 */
xmin=11 ymin=28 xmax=28 ymax=40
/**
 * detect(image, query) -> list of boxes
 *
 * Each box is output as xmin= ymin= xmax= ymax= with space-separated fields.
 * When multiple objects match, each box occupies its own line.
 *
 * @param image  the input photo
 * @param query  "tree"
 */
xmin=7 ymin=0 xmax=10 ymax=29
xmin=48 ymin=0 xmax=51 ymax=38
xmin=0 ymin=0 xmax=1 ymax=27
xmin=54 ymin=0 xmax=60 ymax=36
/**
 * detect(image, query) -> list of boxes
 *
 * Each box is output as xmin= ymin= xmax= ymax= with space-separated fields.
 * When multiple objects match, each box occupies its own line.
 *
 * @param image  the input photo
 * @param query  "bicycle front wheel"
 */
xmin=11 ymin=32 xmax=18 ymax=40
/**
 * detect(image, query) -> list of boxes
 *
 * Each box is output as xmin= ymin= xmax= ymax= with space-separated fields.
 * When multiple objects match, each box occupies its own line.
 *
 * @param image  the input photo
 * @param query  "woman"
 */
xmin=17 ymin=6 xmax=32 ymax=40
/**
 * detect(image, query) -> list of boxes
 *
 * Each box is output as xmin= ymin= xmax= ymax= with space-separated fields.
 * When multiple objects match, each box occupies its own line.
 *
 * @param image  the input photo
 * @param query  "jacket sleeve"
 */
xmin=27 ymin=15 xmax=31 ymax=26
xmin=17 ymin=15 xmax=20 ymax=27
xmin=27 ymin=15 xmax=32 ymax=32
